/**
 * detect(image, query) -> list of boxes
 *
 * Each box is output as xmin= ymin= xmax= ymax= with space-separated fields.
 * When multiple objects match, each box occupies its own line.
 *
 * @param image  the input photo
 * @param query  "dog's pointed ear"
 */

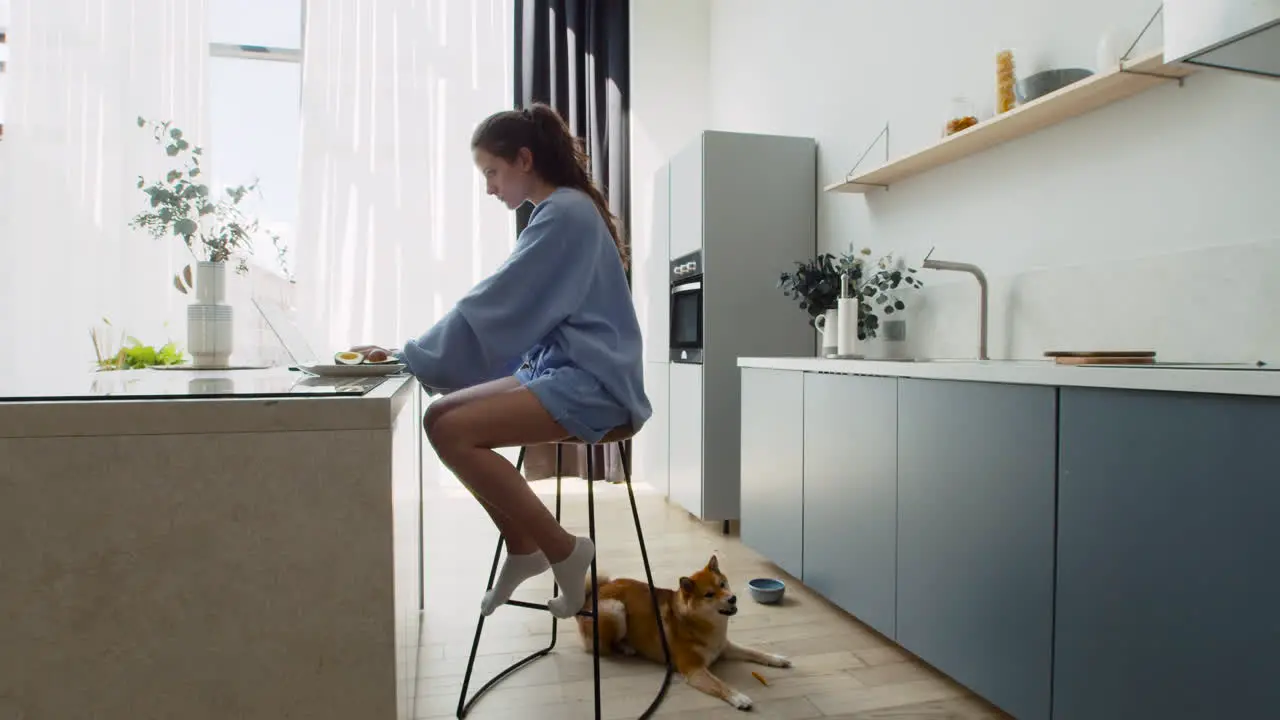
xmin=679 ymin=576 xmax=696 ymax=593
xmin=707 ymin=554 xmax=720 ymax=573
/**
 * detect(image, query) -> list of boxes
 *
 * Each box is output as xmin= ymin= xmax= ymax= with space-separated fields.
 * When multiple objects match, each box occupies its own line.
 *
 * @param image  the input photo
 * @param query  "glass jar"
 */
xmin=996 ymin=49 xmax=1017 ymax=113
xmin=943 ymin=96 xmax=978 ymax=137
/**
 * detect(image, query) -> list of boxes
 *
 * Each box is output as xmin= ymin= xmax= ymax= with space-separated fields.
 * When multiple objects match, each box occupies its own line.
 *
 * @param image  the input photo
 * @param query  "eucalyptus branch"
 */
xmin=130 ymin=117 xmax=293 ymax=294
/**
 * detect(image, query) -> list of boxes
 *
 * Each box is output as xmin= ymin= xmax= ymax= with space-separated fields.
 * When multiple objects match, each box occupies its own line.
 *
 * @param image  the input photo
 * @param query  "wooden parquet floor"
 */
xmin=414 ymin=465 xmax=1011 ymax=719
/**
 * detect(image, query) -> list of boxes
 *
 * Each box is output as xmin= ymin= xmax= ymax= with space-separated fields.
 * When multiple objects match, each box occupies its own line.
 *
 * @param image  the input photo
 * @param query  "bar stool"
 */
xmin=455 ymin=428 xmax=675 ymax=719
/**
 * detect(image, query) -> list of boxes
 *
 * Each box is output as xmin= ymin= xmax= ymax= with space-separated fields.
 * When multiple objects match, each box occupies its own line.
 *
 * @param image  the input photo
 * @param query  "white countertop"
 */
xmin=737 ymin=356 xmax=1280 ymax=398
xmin=0 ymin=370 xmax=418 ymax=439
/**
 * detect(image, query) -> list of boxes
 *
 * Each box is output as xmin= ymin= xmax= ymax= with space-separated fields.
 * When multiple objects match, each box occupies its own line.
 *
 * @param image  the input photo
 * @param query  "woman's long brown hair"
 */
xmin=471 ymin=103 xmax=627 ymax=269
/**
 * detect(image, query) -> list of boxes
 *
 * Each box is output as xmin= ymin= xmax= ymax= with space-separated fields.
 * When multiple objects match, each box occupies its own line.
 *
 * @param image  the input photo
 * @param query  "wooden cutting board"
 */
xmin=1044 ymin=350 xmax=1157 ymax=365
xmin=1044 ymin=350 xmax=1156 ymax=358
xmin=1052 ymin=355 xmax=1156 ymax=365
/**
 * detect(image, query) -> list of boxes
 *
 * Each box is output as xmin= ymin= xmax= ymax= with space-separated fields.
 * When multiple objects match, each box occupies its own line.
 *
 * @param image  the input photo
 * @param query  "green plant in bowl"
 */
xmin=91 ymin=318 xmax=187 ymax=371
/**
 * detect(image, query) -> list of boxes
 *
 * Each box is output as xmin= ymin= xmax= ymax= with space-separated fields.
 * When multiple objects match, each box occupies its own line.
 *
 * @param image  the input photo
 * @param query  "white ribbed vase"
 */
xmin=188 ymin=261 xmax=234 ymax=368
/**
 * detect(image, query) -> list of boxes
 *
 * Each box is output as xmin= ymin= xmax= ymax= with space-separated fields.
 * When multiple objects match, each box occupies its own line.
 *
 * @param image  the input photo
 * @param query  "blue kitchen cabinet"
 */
xmin=739 ymin=367 xmax=805 ymax=578
xmin=1054 ymin=388 xmax=1280 ymax=720
xmin=802 ymin=372 xmax=897 ymax=639
xmin=896 ymin=379 xmax=1056 ymax=720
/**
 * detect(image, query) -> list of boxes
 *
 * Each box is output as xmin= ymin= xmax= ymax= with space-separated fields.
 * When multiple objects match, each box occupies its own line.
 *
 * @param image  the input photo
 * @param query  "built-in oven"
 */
xmin=669 ymin=250 xmax=703 ymax=363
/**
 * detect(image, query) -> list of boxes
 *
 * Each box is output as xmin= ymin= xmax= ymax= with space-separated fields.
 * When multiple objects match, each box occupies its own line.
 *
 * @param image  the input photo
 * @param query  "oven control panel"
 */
xmin=669 ymin=250 xmax=702 ymax=282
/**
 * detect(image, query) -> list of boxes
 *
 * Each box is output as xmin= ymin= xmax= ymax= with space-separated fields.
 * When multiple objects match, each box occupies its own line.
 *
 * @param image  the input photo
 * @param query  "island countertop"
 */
xmin=0 ymin=367 xmax=418 ymax=438
xmin=737 ymin=356 xmax=1280 ymax=398
xmin=0 ymin=365 xmax=424 ymax=719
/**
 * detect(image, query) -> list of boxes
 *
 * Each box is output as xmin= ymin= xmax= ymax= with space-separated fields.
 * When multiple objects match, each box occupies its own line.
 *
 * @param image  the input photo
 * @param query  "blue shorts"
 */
xmin=516 ymin=364 xmax=630 ymax=444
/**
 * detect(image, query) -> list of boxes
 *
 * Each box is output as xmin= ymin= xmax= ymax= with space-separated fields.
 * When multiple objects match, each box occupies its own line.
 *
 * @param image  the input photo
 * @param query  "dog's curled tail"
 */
xmin=578 ymin=571 xmax=612 ymax=615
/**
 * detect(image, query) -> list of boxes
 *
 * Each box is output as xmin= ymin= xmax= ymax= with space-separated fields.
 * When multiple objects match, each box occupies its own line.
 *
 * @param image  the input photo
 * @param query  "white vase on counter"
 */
xmin=194 ymin=260 xmax=227 ymax=305
xmin=188 ymin=260 xmax=234 ymax=368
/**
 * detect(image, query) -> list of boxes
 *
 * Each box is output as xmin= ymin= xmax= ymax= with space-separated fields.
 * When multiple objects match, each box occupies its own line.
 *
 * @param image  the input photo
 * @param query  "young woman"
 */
xmin=351 ymin=104 xmax=650 ymax=620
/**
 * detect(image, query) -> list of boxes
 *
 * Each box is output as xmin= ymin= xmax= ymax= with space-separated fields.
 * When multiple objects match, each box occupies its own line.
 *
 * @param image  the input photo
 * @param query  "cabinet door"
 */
xmin=739 ymin=367 xmax=804 ymax=578
xmin=668 ymin=362 xmax=703 ymax=516
xmin=636 ymin=361 xmax=670 ymax=496
xmin=642 ymin=165 xmax=671 ymax=363
xmin=668 ymin=137 xmax=703 ymax=259
xmin=803 ymin=372 xmax=897 ymax=638
xmin=896 ymin=379 xmax=1056 ymax=720
xmin=1054 ymin=388 xmax=1280 ymax=720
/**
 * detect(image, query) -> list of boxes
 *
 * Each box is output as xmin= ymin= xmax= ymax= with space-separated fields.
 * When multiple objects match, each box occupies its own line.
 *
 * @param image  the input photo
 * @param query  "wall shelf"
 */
xmin=824 ymin=49 xmax=1199 ymax=194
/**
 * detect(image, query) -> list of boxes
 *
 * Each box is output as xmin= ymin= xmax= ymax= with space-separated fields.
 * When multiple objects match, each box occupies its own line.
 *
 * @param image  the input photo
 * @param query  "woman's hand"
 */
xmin=348 ymin=344 xmax=399 ymax=363
xmin=348 ymin=344 xmax=388 ymax=355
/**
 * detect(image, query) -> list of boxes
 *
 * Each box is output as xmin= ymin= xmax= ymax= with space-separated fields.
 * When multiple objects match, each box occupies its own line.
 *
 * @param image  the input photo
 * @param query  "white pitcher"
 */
xmin=814 ymin=308 xmax=840 ymax=357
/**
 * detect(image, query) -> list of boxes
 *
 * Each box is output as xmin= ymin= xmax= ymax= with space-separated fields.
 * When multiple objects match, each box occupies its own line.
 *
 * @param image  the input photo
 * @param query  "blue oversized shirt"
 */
xmin=397 ymin=186 xmax=652 ymax=432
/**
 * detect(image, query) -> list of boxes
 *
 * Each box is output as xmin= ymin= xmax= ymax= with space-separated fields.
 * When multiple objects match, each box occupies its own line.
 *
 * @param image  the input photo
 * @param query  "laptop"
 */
xmin=252 ymin=297 xmax=320 ymax=367
xmin=252 ymin=298 xmax=406 ymax=379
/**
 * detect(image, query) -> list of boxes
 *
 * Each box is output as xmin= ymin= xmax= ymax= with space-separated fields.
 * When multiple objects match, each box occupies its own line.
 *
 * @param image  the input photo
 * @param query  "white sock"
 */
xmin=546 ymin=536 xmax=597 ymax=619
xmin=480 ymin=549 xmax=550 ymax=616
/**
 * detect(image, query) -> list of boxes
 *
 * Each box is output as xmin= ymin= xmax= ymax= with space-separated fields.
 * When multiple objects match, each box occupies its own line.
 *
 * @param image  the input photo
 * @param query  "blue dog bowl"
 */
xmin=747 ymin=578 xmax=786 ymax=604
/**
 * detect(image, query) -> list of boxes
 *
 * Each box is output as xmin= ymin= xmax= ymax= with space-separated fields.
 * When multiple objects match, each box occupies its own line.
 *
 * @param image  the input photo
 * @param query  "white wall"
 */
xmin=629 ymin=0 xmax=711 ymax=489
xmin=629 ymin=0 xmax=711 ymax=349
xmin=705 ymin=0 xmax=1280 ymax=362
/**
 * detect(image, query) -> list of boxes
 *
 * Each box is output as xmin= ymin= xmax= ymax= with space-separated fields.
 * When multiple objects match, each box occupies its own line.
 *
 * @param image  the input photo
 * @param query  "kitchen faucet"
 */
xmin=921 ymin=247 xmax=989 ymax=360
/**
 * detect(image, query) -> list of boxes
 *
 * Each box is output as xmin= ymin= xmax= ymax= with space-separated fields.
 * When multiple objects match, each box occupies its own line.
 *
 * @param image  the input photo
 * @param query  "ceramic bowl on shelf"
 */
xmin=746 ymin=578 xmax=786 ymax=604
xmin=1017 ymin=68 xmax=1094 ymax=103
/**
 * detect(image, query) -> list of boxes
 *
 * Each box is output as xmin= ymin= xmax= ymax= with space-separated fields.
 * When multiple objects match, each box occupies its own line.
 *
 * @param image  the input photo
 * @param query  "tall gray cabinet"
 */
xmin=636 ymin=165 xmax=671 ymax=498
xmin=661 ymin=131 xmax=817 ymax=523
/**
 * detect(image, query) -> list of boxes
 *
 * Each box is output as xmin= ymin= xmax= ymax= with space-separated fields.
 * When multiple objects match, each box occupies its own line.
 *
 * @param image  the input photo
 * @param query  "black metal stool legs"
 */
xmin=586 ymin=447 xmax=603 ymax=718
xmin=616 ymin=441 xmax=677 ymax=718
xmin=455 ymin=441 xmax=674 ymax=720
xmin=456 ymin=445 xmax=564 ymax=717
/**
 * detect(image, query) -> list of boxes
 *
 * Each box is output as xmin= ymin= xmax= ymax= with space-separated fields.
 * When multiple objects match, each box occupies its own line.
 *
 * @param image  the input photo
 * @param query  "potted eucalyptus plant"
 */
xmin=778 ymin=245 xmax=923 ymax=354
xmin=856 ymin=250 xmax=923 ymax=356
xmin=129 ymin=117 xmax=284 ymax=367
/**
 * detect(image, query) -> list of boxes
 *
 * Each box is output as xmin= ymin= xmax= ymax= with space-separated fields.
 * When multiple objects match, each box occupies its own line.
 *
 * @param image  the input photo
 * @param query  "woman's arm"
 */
xmin=398 ymin=198 xmax=601 ymax=390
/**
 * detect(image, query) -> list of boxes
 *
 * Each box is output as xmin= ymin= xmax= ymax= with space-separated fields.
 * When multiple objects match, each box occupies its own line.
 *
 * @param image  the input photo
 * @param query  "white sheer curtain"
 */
xmin=0 ymin=0 xmax=209 ymax=375
xmin=296 ymin=0 xmax=515 ymax=357
xmin=0 ymin=0 xmax=517 ymax=380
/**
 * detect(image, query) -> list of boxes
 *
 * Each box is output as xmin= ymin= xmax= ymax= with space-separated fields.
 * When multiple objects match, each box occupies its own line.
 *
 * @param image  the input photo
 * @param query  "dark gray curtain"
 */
xmin=513 ymin=0 xmax=629 ymax=247
xmin=513 ymin=0 xmax=631 ymax=483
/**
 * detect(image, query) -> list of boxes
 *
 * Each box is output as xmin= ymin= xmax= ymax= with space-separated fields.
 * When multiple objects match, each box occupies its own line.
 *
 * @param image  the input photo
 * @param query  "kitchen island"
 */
xmin=0 ymin=368 xmax=423 ymax=720
xmin=737 ymin=356 xmax=1280 ymax=720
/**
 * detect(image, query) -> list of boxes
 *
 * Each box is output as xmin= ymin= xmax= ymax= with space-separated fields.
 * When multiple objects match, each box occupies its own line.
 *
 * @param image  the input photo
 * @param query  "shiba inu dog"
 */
xmin=573 ymin=555 xmax=791 ymax=710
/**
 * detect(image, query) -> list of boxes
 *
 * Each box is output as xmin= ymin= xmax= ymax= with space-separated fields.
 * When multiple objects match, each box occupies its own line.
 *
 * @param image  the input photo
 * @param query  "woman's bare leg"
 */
xmin=427 ymin=387 xmax=596 ymax=618
xmin=423 ymin=377 xmax=539 ymax=554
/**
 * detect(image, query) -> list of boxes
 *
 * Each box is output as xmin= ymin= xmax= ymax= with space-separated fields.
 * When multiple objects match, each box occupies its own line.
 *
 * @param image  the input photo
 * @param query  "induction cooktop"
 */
xmin=0 ymin=367 xmax=397 ymax=403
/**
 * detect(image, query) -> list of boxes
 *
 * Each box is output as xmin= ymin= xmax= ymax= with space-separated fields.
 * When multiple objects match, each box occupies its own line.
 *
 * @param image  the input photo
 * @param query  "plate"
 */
xmin=148 ymin=363 xmax=272 ymax=371
xmin=300 ymin=362 xmax=407 ymax=377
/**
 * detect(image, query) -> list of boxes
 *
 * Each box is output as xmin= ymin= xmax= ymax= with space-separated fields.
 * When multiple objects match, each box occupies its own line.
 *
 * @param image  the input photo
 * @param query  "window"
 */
xmin=210 ymin=0 xmax=302 ymax=50
xmin=207 ymin=0 xmax=303 ymax=280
